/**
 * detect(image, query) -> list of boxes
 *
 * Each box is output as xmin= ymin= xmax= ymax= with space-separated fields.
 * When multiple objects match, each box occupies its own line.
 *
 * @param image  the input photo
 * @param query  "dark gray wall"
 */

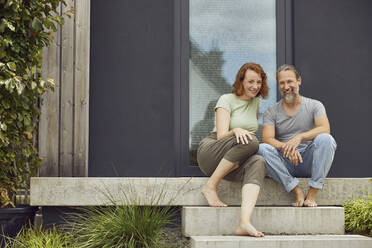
xmin=90 ymin=0 xmax=372 ymax=177
xmin=89 ymin=0 xmax=178 ymax=177
xmin=293 ymin=0 xmax=372 ymax=176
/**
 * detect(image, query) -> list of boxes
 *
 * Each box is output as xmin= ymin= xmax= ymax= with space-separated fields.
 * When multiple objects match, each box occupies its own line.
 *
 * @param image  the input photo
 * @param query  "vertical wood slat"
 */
xmin=73 ymin=0 xmax=90 ymax=176
xmin=39 ymin=5 xmax=62 ymax=177
xmin=39 ymin=0 xmax=90 ymax=177
xmin=60 ymin=0 xmax=75 ymax=176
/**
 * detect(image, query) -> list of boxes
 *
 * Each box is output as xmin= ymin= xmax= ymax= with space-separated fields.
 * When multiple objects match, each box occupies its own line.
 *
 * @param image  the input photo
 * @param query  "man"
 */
xmin=258 ymin=64 xmax=337 ymax=207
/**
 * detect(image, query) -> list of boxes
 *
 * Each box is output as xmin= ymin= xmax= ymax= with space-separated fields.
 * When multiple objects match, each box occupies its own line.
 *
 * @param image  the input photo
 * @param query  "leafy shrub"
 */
xmin=344 ymin=195 xmax=372 ymax=236
xmin=0 ymin=0 xmax=66 ymax=207
xmin=2 ymin=225 xmax=74 ymax=248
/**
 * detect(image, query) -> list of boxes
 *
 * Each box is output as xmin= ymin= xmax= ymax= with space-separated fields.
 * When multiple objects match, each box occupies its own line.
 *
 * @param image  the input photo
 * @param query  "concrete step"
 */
xmin=30 ymin=177 xmax=372 ymax=206
xmin=182 ymin=206 xmax=344 ymax=236
xmin=191 ymin=235 xmax=372 ymax=248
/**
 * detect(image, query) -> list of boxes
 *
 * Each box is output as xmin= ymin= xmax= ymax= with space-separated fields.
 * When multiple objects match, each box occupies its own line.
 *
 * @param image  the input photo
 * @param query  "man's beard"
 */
xmin=281 ymin=89 xmax=299 ymax=103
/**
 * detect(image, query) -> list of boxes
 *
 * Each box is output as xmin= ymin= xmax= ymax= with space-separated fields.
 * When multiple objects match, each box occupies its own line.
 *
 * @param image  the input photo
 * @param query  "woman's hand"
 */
xmin=233 ymin=128 xmax=254 ymax=144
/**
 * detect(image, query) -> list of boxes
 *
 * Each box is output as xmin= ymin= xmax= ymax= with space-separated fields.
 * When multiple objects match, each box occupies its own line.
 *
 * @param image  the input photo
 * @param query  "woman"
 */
xmin=197 ymin=62 xmax=269 ymax=237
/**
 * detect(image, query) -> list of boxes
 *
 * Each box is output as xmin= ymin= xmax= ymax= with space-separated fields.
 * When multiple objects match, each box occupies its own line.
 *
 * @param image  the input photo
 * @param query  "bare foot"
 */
xmin=303 ymin=199 xmax=317 ymax=207
xmin=291 ymin=186 xmax=305 ymax=207
xmin=235 ymin=223 xmax=264 ymax=237
xmin=201 ymin=186 xmax=228 ymax=207
xmin=304 ymin=187 xmax=318 ymax=207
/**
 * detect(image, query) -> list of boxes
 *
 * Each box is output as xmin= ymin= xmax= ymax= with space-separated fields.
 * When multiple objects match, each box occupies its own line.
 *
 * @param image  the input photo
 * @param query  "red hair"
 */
xmin=232 ymin=63 xmax=269 ymax=99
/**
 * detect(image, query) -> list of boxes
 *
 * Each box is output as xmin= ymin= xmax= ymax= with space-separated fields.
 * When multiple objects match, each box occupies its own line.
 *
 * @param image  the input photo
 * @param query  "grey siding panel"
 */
xmin=89 ymin=0 xmax=177 ymax=176
xmin=293 ymin=0 xmax=372 ymax=176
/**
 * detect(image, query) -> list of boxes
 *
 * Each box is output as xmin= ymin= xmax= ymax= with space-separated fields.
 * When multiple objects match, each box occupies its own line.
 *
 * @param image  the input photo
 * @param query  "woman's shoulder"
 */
xmin=219 ymin=93 xmax=235 ymax=99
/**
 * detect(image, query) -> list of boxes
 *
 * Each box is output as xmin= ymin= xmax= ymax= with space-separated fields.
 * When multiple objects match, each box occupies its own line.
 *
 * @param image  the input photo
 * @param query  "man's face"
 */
xmin=277 ymin=70 xmax=301 ymax=103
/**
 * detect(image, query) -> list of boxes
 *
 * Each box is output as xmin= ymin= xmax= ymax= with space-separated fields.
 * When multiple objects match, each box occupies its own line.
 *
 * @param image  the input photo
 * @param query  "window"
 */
xmin=189 ymin=0 xmax=277 ymax=165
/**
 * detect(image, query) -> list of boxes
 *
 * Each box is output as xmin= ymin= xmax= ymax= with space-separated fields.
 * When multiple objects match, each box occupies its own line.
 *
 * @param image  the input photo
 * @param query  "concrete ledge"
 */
xmin=30 ymin=177 xmax=372 ymax=206
xmin=182 ymin=206 xmax=344 ymax=236
xmin=191 ymin=235 xmax=372 ymax=248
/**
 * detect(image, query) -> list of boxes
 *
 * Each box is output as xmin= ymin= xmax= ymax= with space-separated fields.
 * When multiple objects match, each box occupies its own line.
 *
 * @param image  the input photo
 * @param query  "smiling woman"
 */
xmin=189 ymin=0 xmax=277 ymax=165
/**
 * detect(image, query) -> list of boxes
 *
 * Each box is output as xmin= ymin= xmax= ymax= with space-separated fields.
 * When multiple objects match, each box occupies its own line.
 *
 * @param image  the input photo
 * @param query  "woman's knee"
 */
xmin=242 ymin=155 xmax=267 ymax=175
xmin=249 ymin=155 xmax=267 ymax=172
xmin=235 ymin=136 xmax=259 ymax=153
xmin=242 ymin=155 xmax=267 ymax=186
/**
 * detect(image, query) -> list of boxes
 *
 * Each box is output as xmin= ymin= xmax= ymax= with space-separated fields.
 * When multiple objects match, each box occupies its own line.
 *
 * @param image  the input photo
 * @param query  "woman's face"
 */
xmin=242 ymin=69 xmax=262 ymax=98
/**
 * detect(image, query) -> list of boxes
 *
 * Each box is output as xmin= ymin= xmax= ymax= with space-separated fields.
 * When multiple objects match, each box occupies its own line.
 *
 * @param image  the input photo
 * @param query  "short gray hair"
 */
xmin=277 ymin=64 xmax=301 ymax=80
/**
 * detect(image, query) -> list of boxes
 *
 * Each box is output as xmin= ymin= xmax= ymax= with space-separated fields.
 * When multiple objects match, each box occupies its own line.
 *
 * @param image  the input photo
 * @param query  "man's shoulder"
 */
xmin=302 ymin=96 xmax=323 ymax=106
xmin=265 ymin=100 xmax=282 ymax=113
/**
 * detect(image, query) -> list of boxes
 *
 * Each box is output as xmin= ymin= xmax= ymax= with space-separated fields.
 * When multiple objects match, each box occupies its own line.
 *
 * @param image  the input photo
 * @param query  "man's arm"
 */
xmin=261 ymin=125 xmax=285 ymax=150
xmin=298 ymin=114 xmax=330 ymax=141
xmin=282 ymin=114 xmax=330 ymax=158
xmin=262 ymin=125 xmax=304 ymax=165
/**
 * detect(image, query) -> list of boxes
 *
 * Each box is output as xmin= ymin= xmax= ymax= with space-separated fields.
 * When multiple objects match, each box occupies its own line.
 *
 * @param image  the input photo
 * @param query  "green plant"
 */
xmin=0 ymin=0 xmax=66 ymax=207
xmin=344 ymin=195 xmax=372 ymax=236
xmin=2 ymin=225 xmax=74 ymax=248
xmin=65 ymin=184 xmax=182 ymax=248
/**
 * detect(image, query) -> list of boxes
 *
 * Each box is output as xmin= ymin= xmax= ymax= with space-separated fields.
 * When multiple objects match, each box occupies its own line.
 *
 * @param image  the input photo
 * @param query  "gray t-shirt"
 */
xmin=263 ymin=96 xmax=326 ymax=147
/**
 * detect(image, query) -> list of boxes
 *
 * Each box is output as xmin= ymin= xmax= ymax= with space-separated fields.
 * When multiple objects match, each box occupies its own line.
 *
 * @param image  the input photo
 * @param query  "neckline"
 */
xmin=234 ymin=93 xmax=253 ymax=102
xmin=280 ymin=96 xmax=303 ymax=117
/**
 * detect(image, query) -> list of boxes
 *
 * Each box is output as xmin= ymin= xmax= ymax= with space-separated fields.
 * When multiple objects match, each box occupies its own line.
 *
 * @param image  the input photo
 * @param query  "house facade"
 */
xmin=39 ymin=0 xmax=372 ymax=178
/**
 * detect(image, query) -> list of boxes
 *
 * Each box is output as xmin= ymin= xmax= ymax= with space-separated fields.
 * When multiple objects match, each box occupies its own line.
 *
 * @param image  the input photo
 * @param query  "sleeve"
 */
xmin=215 ymin=94 xmax=231 ymax=112
xmin=257 ymin=98 xmax=261 ymax=113
xmin=263 ymin=107 xmax=275 ymax=126
xmin=313 ymin=100 xmax=326 ymax=119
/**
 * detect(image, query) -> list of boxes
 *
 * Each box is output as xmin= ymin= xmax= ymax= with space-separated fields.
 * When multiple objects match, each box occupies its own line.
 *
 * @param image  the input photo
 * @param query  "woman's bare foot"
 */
xmin=235 ymin=223 xmax=264 ymax=237
xmin=291 ymin=186 xmax=305 ymax=207
xmin=304 ymin=187 xmax=318 ymax=207
xmin=201 ymin=185 xmax=228 ymax=207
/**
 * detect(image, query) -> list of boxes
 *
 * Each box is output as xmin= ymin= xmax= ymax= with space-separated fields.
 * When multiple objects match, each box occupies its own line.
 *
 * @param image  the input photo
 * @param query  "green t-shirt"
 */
xmin=213 ymin=93 xmax=260 ymax=133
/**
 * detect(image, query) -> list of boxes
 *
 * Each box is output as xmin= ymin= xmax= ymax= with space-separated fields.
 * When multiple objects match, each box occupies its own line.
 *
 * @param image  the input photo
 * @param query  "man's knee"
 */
xmin=314 ymin=133 xmax=337 ymax=149
xmin=258 ymin=143 xmax=277 ymax=155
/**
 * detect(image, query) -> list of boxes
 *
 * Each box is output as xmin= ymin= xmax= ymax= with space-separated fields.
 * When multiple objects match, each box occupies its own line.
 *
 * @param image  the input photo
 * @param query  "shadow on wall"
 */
xmin=190 ymin=100 xmax=217 ymax=165
xmin=189 ymin=40 xmax=231 ymax=165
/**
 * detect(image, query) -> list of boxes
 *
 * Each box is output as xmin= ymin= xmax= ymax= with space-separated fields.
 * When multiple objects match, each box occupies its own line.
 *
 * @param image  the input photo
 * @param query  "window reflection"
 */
xmin=189 ymin=0 xmax=277 ymax=165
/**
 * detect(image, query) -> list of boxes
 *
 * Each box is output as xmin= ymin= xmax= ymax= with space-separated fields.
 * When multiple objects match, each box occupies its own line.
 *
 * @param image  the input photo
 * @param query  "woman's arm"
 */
xmin=216 ymin=107 xmax=253 ymax=144
xmin=216 ymin=107 xmax=234 ymax=140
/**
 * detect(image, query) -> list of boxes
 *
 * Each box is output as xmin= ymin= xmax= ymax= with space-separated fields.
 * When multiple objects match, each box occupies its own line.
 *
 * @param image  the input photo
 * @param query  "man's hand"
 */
xmin=287 ymin=149 xmax=303 ymax=166
xmin=282 ymin=134 xmax=303 ymax=157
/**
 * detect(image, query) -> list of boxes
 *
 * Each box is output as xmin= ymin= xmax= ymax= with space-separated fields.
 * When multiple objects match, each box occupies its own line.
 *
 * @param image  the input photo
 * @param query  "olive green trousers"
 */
xmin=197 ymin=132 xmax=266 ymax=187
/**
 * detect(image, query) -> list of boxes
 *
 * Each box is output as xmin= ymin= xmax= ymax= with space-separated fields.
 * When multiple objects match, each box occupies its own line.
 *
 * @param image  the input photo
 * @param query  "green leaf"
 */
xmin=0 ymin=19 xmax=15 ymax=32
xmin=0 ymin=19 xmax=6 ymax=33
xmin=31 ymin=18 xmax=43 ymax=32
xmin=7 ymin=62 xmax=16 ymax=71
xmin=0 ymin=122 xmax=7 ymax=131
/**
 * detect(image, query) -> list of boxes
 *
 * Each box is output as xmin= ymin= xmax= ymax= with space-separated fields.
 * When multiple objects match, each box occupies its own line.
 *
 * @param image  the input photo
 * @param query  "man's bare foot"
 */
xmin=304 ymin=187 xmax=318 ymax=207
xmin=235 ymin=223 xmax=264 ymax=237
xmin=201 ymin=185 xmax=228 ymax=207
xmin=291 ymin=186 xmax=305 ymax=207
xmin=303 ymin=199 xmax=317 ymax=207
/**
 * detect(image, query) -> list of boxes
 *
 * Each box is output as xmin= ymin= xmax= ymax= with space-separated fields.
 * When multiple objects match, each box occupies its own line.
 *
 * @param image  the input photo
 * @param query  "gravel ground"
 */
xmin=163 ymin=226 xmax=191 ymax=248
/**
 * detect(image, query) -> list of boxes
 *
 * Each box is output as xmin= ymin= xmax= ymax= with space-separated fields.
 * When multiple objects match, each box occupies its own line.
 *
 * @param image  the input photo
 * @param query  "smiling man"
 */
xmin=258 ymin=64 xmax=337 ymax=207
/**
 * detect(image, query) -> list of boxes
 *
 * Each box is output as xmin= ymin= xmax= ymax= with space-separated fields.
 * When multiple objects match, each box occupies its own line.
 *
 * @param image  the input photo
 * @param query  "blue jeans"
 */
xmin=258 ymin=133 xmax=337 ymax=192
